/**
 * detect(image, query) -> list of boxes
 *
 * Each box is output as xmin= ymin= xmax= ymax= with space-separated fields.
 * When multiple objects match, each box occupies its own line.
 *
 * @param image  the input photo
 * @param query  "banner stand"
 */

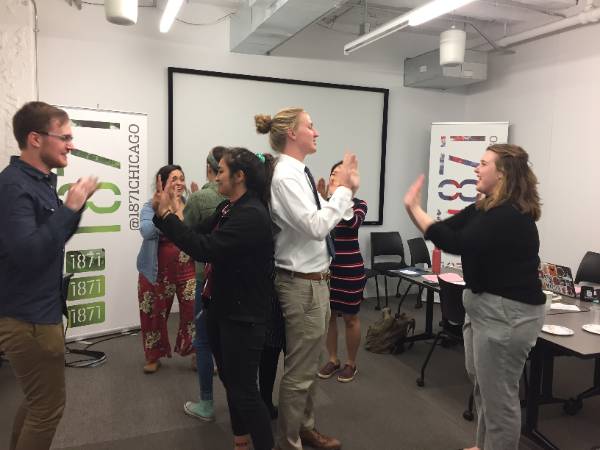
xmin=426 ymin=121 xmax=509 ymax=266
xmin=58 ymin=106 xmax=147 ymax=341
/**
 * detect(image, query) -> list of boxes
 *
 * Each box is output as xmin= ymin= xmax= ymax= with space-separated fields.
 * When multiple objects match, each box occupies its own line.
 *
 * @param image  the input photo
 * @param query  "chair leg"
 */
xmin=375 ymin=276 xmax=381 ymax=310
xmin=395 ymin=278 xmax=403 ymax=297
xmin=384 ymin=276 xmax=389 ymax=308
xmin=416 ymin=332 xmax=442 ymax=387
xmin=396 ymin=284 xmax=412 ymax=316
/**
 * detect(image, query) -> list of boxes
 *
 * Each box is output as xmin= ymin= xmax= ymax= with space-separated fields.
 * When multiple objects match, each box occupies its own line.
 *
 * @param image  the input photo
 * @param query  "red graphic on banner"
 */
xmin=450 ymin=136 xmax=485 ymax=142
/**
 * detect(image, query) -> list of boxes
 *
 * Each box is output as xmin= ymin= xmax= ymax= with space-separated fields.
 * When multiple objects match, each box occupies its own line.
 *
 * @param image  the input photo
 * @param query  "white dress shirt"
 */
xmin=270 ymin=154 xmax=354 ymax=273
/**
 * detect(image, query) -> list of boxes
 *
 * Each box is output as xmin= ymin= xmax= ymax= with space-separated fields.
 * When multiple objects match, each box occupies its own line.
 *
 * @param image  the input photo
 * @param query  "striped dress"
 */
xmin=329 ymin=198 xmax=368 ymax=315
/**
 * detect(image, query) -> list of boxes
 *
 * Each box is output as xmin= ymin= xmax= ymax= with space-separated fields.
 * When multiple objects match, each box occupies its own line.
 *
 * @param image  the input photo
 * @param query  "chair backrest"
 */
xmin=575 ymin=251 xmax=600 ymax=284
xmin=407 ymin=237 xmax=431 ymax=268
xmin=438 ymin=277 xmax=466 ymax=325
xmin=370 ymin=232 xmax=405 ymax=266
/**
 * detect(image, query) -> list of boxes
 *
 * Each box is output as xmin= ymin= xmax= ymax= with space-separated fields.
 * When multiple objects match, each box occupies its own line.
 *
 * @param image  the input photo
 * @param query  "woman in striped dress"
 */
xmin=318 ymin=161 xmax=367 ymax=383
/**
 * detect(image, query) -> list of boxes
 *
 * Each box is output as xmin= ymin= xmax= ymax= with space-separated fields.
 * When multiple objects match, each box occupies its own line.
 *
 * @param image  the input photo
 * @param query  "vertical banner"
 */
xmin=426 ymin=122 xmax=509 ymax=264
xmin=58 ymin=107 xmax=147 ymax=340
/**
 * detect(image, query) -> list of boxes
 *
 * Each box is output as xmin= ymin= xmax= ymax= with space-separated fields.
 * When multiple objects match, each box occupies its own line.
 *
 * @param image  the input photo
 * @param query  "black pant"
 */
xmin=259 ymin=345 xmax=281 ymax=411
xmin=206 ymin=310 xmax=274 ymax=450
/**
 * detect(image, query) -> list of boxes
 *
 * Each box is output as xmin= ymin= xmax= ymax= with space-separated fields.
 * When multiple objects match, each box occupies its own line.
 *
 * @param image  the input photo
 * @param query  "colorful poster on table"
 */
xmin=58 ymin=106 xmax=147 ymax=340
xmin=426 ymin=122 xmax=509 ymax=265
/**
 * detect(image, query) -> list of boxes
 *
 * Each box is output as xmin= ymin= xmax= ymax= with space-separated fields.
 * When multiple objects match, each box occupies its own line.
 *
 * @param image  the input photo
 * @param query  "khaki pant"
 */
xmin=0 ymin=317 xmax=66 ymax=450
xmin=275 ymin=271 xmax=331 ymax=450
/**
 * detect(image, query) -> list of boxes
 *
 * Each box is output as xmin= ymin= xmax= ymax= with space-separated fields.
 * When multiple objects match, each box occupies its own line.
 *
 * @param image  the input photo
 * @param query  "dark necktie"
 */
xmin=304 ymin=166 xmax=336 ymax=259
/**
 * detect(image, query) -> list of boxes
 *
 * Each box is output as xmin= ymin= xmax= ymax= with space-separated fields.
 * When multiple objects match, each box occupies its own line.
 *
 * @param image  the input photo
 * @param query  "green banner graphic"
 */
xmin=67 ymin=301 xmax=106 ymax=328
xmin=66 ymin=248 xmax=105 ymax=273
xmin=72 ymin=119 xmax=120 ymax=130
xmin=71 ymin=148 xmax=121 ymax=169
xmin=67 ymin=275 xmax=106 ymax=301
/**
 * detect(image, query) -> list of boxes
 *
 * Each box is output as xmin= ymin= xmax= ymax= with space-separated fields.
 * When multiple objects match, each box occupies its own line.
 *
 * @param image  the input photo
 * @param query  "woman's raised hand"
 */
xmin=404 ymin=174 xmax=425 ymax=211
xmin=152 ymin=175 xmax=178 ymax=218
xmin=336 ymin=153 xmax=360 ymax=194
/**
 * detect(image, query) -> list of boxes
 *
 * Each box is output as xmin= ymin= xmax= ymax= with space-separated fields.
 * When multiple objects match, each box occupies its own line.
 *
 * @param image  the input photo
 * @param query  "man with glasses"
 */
xmin=0 ymin=101 xmax=98 ymax=450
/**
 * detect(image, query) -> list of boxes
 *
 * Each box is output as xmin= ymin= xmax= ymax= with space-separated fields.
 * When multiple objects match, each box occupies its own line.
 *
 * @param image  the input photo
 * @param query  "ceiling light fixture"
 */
xmin=105 ymin=0 xmax=138 ymax=25
xmin=407 ymin=0 xmax=476 ymax=26
xmin=344 ymin=0 xmax=477 ymax=55
xmin=344 ymin=17 xmax=409 ymax=55
xmin=439 ymin=26 xmax=466 ymax=66
xmin=159 ymin=0 xmax=184 ymax=33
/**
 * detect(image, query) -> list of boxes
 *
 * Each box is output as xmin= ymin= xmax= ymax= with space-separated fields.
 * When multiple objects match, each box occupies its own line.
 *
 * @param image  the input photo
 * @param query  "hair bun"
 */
xmin=254 ymin=114 xmax=272 ymax=134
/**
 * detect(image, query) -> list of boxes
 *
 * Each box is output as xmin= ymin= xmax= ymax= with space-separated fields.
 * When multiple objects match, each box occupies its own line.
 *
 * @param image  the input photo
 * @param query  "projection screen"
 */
xmin=168 ymin=68 xmax=388 ymax=224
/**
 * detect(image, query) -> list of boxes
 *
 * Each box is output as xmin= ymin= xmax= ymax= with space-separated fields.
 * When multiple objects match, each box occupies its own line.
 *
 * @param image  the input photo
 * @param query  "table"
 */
xmin=390 ymin=268 xmax=462 ymax=343
xmin=524 ymin=298 xmax=600 ymax=450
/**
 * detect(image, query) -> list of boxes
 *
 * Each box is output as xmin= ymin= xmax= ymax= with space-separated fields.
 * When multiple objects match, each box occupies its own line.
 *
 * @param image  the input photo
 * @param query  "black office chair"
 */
xmin=396 ymin=237 xmax=431 ymax=313
xmin=574 ymin=251 xmax=600 ymax=284
xmin=416 ymin=276 xmax=465 ymax=387
xmin=370 ymin=232 xmax=407 ymax=310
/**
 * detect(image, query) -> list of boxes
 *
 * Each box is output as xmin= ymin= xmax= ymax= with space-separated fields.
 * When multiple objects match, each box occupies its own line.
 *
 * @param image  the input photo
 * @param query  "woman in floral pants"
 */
xmin=136 ymin=165 xmax=196 ymax=373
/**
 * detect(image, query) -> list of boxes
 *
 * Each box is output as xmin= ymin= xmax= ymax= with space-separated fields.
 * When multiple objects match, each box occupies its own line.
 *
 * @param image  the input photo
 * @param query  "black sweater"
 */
xmin=425 ymin=203 xmax=544 ymax=305
xmin=153 ymin=191 xmax=274 ymax=322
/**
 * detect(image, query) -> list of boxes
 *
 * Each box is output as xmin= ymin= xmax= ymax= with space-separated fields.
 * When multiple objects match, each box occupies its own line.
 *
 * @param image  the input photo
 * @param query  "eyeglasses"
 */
xmin=37 ymin=131 xmax=74 ymax=143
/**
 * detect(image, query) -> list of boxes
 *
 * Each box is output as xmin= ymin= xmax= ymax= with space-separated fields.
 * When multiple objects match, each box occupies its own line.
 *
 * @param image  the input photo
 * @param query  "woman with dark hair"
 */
xmin=182 ymin=146 xmax=226 ymax=421
xmin=404 ymin=144 xmax=545 ymax=450
xmin=136 ymin=165 xmax=196 ymax=374
xmin=317 ymin=161 xmax=367 ymax=383
xmin=152 ymin=148 xmax=276 ymax=450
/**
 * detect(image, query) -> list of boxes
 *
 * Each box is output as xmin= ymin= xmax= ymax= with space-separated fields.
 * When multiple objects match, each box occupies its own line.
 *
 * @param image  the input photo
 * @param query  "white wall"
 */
xmin=33 ymin=1 xmax=467 ymax=296
xmin=0 ymin=0 xmax=35 ymax=168
xmin=465 ymin=24 xmax=600 ymax=273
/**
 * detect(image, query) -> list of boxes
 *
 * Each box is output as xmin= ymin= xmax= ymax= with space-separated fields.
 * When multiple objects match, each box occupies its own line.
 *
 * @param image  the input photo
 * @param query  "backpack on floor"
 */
xmin=365 ymin=307 xmax=415 ymax=354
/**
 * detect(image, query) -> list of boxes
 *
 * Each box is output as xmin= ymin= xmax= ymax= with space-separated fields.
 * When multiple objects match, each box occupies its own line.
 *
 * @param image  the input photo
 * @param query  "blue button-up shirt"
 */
xmin=0 ymin=156 xmax=81 ymax=324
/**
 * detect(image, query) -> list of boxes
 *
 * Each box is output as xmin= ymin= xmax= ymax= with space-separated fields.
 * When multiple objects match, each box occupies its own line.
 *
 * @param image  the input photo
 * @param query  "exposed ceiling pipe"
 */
xmin=466 ymin=21 xmax=515 ymax=54
xmin=496 ymin=5 xmax=600 ymax=47
xmin=189 ymin=0 xmax=242 ymax=6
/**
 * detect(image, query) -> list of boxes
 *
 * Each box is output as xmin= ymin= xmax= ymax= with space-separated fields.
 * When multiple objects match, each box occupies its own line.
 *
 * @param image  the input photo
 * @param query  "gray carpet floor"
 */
xmin=1 ymin=294 xmax=599 ymax=450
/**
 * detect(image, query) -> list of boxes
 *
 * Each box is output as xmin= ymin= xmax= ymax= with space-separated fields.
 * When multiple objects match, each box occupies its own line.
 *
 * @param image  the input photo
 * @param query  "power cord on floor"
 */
xmin=63 ymin=326 xmax=138 ymax=369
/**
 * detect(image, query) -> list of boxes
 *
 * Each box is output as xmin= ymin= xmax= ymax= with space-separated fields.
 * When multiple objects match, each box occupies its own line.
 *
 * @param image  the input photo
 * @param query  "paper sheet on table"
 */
xmin=390 ymin=266 xmax=429 ymax=276
xmin=438 ymin=273 xmax=464 ymax=284
xmin=422 ymin=275 xmax=439 ymax=283
xmin=421 ymin=273 xmax=464 ymax=284
xmin=397 ymin=269 xmax=421 ymax=276
xmin=550 ymin=303 xmax=581 ymax=312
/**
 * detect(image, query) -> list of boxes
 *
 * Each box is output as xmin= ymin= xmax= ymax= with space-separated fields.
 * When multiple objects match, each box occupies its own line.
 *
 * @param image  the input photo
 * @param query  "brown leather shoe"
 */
xmin=299 ymin=428 xmax=341 ymax=450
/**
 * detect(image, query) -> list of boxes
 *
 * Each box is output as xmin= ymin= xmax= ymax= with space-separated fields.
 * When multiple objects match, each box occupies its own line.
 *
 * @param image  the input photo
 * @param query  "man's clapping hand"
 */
xmin=335 ymin=153 xmax=360 ymax=195
xmin=64 ymin=176 xmax=99 ymax=212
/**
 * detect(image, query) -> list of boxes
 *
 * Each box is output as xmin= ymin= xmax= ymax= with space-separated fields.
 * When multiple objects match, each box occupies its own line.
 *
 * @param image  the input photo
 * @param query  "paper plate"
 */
xmin=542 ymin=324 xmax=574 ymax=336
xmin=582 ymin=324 xmax=600 ymax=335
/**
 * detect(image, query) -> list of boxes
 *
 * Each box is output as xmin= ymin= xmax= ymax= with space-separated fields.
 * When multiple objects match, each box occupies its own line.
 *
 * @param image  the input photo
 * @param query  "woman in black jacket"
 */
xmin=152 ymin=147 xmax=276 ymax=450
xmin=404 ymin=144 xmax=545 ymax=450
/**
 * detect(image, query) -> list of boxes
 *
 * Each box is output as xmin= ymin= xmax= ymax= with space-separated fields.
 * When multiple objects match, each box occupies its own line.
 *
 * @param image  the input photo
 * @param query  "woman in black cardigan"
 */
xmin=152 ymin=148 xmax=276 ymax=450
xmin=404 ymin=144 xmax=545 ymax=450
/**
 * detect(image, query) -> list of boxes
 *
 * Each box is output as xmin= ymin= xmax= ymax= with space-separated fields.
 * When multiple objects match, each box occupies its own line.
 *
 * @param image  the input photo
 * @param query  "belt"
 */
xmin=277 ymin=268 xmax=330 ymax=281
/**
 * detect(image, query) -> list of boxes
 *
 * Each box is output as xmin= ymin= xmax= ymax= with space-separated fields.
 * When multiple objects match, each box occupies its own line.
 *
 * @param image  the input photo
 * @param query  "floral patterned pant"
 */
xmin=138 ymin=240 xmax=196 ymax=362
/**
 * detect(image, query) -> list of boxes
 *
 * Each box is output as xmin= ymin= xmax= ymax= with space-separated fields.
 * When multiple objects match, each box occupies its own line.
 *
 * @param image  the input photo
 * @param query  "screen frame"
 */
xmin=167 ymin=67 xmax=389 ymax=225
